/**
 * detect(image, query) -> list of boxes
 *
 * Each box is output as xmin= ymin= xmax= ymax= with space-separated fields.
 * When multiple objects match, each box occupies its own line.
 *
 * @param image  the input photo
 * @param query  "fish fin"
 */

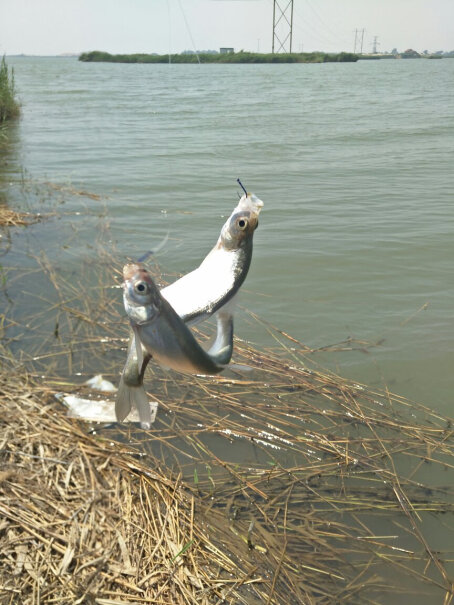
xmin=139 ymin=353 xmax=152 ymax=381
xmin=134 ymin=386 xmax=153 ymax=429
xmin=115 ymin=374 xmax=153 ymax=429
xmin=132 ymin=325 xmax=144 ymax=369
xmin=206 ymin=312 xmax=234 ymax=365
xmin=115 ymin=374 xmax=133 ymax=422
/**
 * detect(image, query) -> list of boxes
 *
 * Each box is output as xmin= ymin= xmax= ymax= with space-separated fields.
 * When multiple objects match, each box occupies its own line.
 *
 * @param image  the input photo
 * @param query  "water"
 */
xmin=4 ymin=56 xmax=453 ymax=413
xmin=1 ymin=56 xmax=454 ymax=602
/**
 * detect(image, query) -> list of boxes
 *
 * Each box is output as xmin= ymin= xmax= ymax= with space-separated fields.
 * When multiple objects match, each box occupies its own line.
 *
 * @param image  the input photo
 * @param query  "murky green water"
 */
xmin=3 ymin=55 xmax=453 ymax=412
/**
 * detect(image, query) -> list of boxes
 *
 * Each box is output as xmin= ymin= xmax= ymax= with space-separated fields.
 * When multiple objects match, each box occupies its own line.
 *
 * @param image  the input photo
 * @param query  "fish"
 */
xmin=162 ymin=192 xmax=263 ymax=323
xmin=123 ymin=262 xmax=231 ymax=373
xmin=116 ymin=306 xmax=234 ymax=428
xmin=115 ymin=192 xmax=263 ymax=427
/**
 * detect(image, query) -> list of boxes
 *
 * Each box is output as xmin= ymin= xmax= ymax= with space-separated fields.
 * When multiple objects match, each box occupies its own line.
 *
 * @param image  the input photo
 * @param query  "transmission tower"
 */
xmin=272 ymin=0 xmax=294 ymax=53
xmin=372 ymin=36 xmax=380 ymax=54
xmin=353 ymin=29 xmax=365 ymax=54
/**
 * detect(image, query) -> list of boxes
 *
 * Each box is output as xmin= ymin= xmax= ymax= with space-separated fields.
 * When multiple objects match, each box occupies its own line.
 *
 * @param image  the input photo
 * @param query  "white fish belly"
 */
xmin=162 ymin=248 xmax=236 ymax=320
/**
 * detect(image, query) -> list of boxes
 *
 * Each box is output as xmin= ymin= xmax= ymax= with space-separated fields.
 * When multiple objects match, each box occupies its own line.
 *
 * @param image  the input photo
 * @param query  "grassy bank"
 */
xmin=0 ymin=365 xmax=256 ymax=605
xmin=0 ymin=56 xmax=20 ymax=123
xmin=79 ymin=50 xmax=358 ymax=64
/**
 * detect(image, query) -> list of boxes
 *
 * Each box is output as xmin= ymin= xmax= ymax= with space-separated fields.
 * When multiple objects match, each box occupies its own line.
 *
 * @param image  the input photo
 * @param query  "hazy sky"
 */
xmin=1 ymin=0 xmax=453 ymax=56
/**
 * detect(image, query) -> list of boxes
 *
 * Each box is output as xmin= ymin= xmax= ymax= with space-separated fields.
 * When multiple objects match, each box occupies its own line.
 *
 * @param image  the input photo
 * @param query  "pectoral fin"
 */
xmin=132 ymin=325 xmax=144 ymax=369
xmin=206 ymin=312 xmax=234 ymax=365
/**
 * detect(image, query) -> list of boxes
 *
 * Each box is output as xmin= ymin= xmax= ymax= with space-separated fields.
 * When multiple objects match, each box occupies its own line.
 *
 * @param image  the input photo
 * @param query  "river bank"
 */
xmin=0 ymin=362 xmax=255 ymax=605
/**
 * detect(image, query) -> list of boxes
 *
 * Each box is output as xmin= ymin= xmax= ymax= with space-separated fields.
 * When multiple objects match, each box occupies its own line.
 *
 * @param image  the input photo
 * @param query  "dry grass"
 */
xmin=0 ymin=208 xmax=39 ymax=227
xmin=1 ymin=327 xmax=454 ymax=603
xmin=0 ymin=367 xmax=262 ymax=605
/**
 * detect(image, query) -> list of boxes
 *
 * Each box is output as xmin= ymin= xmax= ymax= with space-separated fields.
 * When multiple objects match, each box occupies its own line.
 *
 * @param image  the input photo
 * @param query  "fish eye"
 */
xmin=134 ymin=281 xmax=149 ymax=294
xmin=237 ymin=218 xmax=248 ymax=230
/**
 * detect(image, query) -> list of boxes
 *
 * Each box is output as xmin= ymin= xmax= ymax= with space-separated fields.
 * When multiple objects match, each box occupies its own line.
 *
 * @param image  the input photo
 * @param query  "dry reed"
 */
xmin=0 ymin=365 xmax=263 ymax=604
xmin=0 ymin=208 xmax=39 ymax=228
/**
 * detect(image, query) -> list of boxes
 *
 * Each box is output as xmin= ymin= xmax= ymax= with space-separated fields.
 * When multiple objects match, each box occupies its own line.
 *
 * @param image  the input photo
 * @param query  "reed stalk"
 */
xmin=0 ymin=56 xmax=20 ymax=123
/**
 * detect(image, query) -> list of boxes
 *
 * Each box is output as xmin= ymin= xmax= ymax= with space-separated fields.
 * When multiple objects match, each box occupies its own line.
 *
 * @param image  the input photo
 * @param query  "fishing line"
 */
xmin=137 ymin=232 xmax=170 ymax=263
xmin=166 ymin=0 xmax=172 ymax=64
xmin=176 ymin=0 xmax=201 ymax=64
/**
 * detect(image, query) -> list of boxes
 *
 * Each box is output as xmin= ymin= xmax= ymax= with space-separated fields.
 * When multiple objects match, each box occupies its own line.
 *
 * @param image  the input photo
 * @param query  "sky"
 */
xmin=1 ymin=0 xmax=453 ymax=56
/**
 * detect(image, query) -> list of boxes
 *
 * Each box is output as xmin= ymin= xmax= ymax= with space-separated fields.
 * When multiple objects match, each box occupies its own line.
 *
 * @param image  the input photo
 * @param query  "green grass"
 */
xmin=79 ymin=50 xmax=358 ymax=64
xmin=0 ymin=56 xmax=20 ymax=122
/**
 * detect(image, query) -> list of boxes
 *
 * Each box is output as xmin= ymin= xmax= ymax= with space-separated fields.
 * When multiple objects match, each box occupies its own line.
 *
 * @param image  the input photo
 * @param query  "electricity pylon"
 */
xmin=272 ymin=0 xmax=294 ymax=53
xmin=372 ymin=36 xmax=380 ymax=54
xmin=353 ymin=29 xmax=365 ymax=54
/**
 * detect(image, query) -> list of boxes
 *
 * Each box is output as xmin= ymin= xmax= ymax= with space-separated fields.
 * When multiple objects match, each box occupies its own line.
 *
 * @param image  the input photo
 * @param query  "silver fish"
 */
xmin=115 ymin=307 xmax=234 ymax=428
xmin=123 ymin=263 xmax=230 ymax=372
xmin=116 ymin=192 xmax=263 ymax=427
xmin=162 ymin=193 xmax=263 ymax=323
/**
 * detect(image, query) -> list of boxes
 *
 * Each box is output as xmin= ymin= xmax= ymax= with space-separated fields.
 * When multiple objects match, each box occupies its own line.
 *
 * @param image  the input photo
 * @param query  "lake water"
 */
xmin=3 ymin=56 xmax=453 ymax=412
xmin=1 ymin=56 xmax=453 ymax=602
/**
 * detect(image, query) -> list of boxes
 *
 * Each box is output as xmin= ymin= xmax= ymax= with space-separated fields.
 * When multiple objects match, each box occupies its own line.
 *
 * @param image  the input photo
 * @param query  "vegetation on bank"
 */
xmin=79 ymin=50 xmax=358 ymax=64
xmin=0 ymin=56 xmax=20 ymax=122
xmin=359 ymin=49 xmax=454 ymax=60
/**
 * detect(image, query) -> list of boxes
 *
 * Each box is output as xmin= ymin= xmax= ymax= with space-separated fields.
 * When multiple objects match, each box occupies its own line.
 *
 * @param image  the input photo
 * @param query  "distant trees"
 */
xmin=78 ymin=50 xmax=358 ymax=64
xmin=400 ymin=49 xmax=421 ymax=58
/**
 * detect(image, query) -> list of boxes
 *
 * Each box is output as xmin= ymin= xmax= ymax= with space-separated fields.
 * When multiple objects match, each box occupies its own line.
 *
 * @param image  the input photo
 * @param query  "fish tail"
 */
xmin=134 ymin=385 xmax=153 ymax=429
xmin=115 ymin=374 xmax=133 ymax=422
xmin=115 ymin=376 xmax=152 ymax=429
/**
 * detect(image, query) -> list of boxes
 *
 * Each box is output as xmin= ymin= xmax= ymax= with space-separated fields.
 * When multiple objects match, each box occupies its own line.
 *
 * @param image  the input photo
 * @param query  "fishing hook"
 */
xmin=237 ymin=178 xmax=248 ymax=196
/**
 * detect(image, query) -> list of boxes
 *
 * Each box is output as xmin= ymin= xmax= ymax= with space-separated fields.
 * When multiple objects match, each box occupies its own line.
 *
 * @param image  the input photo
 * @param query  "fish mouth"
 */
xmin=122 ymin=263 xmax=157 ymax=296
xmin=123 ymin=263 xmax=141 ymax=281
xmin=235 ymin=193 xmax=264 ymax=220
xmin=238 ymin=194 xmax=263 ymax=230
xmin=123 ymin=263 xmax=155 ymax=284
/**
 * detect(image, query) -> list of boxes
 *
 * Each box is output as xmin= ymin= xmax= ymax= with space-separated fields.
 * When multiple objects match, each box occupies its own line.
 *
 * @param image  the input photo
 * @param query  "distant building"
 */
xmin=181 ymin=49 xmax=218 ymax=55
xmin=219 ymin=47 xmax=234 ymax=54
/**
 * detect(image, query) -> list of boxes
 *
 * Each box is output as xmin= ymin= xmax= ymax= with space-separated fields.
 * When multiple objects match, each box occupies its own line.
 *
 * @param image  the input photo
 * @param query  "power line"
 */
xmin=302 ymin=0 xmax=350 ymax=46
xmin=177 ymin=0 xmax=200 ymax=63
xmin=292 ymin=0 xmax=352 ymax=51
